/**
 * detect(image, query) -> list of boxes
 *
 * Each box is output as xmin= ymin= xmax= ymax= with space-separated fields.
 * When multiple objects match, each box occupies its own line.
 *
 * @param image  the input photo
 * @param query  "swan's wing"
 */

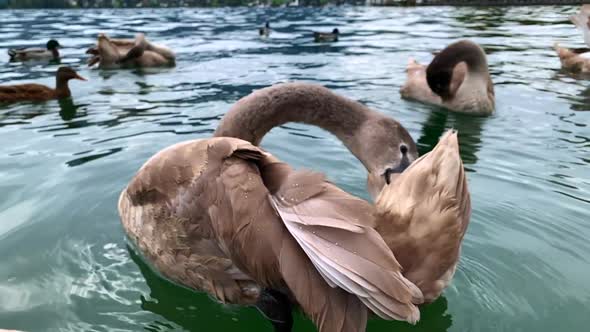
xmin=570 ymin=5 xmax=590 ymax=47
xmin=265 ymin=164 xmax=423 ymax=323
xmin=376 ymin=130 xmax=471 ymax=302
xmin=119 ymin=138 xmax=269 ymax=305
xmin=211 ymin=144 xmax=371 ymax=331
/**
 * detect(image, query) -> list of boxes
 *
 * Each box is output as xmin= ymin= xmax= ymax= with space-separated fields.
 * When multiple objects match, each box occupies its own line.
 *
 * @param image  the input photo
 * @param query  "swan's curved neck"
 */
xmin=214 ymin=83 xmax=377 ymax=171
xmin=430 ymin=40 xmax=488 ymax=74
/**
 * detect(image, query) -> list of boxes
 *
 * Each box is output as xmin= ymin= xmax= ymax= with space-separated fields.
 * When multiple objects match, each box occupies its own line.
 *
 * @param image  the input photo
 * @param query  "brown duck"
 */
xmin=0 ymin=67 xmax=86 ymax=103
xmin=119 ymin=83 xmax=471 ymax=331
xmin=400 ymin=40 xmax=495 ymax=115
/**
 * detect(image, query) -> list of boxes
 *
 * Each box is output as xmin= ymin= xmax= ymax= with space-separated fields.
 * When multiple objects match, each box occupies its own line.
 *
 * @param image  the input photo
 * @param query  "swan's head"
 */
xmin=426 ymin=66 xmax=453 ymax=100
xmin=362 ymin=116 xmax=418 ymax=200
xmin=375 ymin=129 xmax=464 ymax=215
xmin=427 ymin=40 xmax=488 ymax=101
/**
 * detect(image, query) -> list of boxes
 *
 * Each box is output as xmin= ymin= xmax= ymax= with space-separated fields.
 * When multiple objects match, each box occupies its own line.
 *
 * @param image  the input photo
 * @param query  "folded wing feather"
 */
xmin=571 ymin=5 xmax=590 ymax=48
xmin=267 ymin=167 xmax=423 ymax=324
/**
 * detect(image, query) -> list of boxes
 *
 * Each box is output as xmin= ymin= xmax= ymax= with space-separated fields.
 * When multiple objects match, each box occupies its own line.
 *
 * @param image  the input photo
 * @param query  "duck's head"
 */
xmin=362 ymin=117 xmax=418 ymax=200
xmin=57 ymin=67 xmax=87 ymax=82
xmin=46 ymin=39 xmax=60 ymax=50
xmin=265 ymin=21 xmax=270 ymax=28
xmin=332 ymin=28 xmax=340 ymax=34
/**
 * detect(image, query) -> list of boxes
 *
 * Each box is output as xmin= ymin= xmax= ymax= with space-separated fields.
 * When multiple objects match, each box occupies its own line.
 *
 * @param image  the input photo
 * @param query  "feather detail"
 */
xmin=278 ymin=235 xmax=368 ymax=332
xmin=269 ymin=168 xmax=423 ymax=324
xmin=375 ymin=129 xmax=471 ymax=303
xmin=570 ymin=5 xmax=590 ymax=48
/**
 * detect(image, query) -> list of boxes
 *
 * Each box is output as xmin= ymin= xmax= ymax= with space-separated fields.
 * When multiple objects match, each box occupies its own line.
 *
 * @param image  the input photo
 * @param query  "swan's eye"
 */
xmin=400 ymin=144 xmax=408 ymax=155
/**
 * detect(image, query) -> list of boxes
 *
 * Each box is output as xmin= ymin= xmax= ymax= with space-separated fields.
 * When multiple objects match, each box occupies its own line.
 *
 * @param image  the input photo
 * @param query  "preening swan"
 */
xmin=86 ymin=33 xmax=175 ymax=69
xmin=119 ymin=83 xmax=471 ymax=331
xmin=555 ymin=5 xmax=590 ymax=73
xmin=400 ymin=40 xmax=495 ymax=115
xmin=119 ymin=137 xmax=423 ymax=332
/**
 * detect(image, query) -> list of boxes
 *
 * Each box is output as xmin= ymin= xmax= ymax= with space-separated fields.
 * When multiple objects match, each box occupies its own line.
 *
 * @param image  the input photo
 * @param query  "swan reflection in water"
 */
xmin=129 ymin=246 xmax=454 ymax=332
xmin=416 ymin=108 xmax=485 ymax=170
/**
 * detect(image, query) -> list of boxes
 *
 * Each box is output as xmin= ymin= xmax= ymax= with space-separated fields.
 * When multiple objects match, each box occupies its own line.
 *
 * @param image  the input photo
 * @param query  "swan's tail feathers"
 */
xmin=570 ymin=5 xmax=590 ymax=47
xmin=407 ymin=57 xmax=420 ymax=68
xmin=570 ymin=5 xmax=590 ymax=28
xmin=279 ymin=235 xmax=368 ymax=332
xmin=376 ymin=129 xmax=471 ymax=302
xmin=268 ymin=166 xmax=423 ymax=324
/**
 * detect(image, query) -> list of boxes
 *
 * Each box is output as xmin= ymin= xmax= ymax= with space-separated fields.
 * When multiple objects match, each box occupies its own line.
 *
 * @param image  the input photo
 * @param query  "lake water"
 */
xmin=0 ymin=5 xmax=588 ymax=332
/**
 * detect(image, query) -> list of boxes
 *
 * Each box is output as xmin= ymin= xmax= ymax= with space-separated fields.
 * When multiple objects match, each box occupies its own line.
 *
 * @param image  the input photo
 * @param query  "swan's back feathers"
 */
xmin=375 ymin=130 xmax=471 ymax=302
xmin=265 ymin=164 xmax=423 ymax=323
xmin=119 ymin=138 xmax=267 ymax=305
xmin=120 ymin=137 xmax=383 ymax=331
xmin=571 ymin=5 xmax=590 ymax=47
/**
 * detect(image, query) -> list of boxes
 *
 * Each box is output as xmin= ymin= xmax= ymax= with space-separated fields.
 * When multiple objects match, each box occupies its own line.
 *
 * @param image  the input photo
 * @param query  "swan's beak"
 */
xmin=384 ymin=155 xmax=412 ymax=183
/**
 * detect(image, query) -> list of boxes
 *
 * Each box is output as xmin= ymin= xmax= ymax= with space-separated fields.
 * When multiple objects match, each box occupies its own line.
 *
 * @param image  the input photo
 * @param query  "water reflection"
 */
xmin=58 ymin=98 xmax=83 ymax=121
xmin=129 ymin=244 xmax=453 ymax=332
xmin=368 ymin=296 xmax=452 ymax=332
xmin=416 ymin=108 xmax=485 ymax=169
xmin=569 ymin=85 xmax=590 ymax=112
xmin=128 ymin=246 xmax=268 ymax=332
xmin=451 ymin=7 xmax=509 ymax=30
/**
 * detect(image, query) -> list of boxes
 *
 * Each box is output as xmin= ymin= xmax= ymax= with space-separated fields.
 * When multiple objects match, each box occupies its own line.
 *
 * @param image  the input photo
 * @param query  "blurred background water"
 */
xmin=0 ymin=5 xmax=588 ymax=332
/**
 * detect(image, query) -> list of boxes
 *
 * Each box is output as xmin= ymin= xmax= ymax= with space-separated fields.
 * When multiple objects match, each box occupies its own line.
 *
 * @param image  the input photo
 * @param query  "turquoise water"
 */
xmin=0 ymin=5 xmax=589 ymax=332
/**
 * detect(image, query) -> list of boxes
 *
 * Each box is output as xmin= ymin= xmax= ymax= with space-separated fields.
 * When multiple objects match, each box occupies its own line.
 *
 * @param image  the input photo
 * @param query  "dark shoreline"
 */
xmin=402 ymin=0 xmax=585 ymax=5
xmin=0 ymin=1 xmax=585 ymax=9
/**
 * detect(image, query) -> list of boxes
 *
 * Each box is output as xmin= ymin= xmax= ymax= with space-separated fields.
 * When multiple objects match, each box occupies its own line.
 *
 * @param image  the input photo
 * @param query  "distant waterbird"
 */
xmin=400 ymin=40 xmax=495 ymax=115
xmin=259 ymin=21 xmax=270 ymax=38
xmin=555 ymin=5 xmax=590 ymax=73
xmin=86 ymin=33 xmax=175 ymax=69
xmin=8 ymin=39 xmax=61 ymax=62
xmin=0 ymin=67 xmax=86 ymax=103
xmin=313 ymin=28 xmax=339 ymax=42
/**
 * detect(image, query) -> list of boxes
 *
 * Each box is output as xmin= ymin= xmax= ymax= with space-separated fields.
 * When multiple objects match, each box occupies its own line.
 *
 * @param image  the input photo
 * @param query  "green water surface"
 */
xmin=0 ymin=5 xmax=588 ymax=332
